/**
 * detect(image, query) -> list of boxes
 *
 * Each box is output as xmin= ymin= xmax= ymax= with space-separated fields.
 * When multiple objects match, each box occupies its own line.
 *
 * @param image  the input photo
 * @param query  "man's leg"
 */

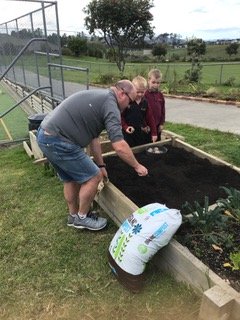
xmin=64 ymin=181 xmax=80 ymax=214
xmin=73 ymin=172 xmax=107 ymax=231
xmin=78 ymin=172 xmax=102 ymax=215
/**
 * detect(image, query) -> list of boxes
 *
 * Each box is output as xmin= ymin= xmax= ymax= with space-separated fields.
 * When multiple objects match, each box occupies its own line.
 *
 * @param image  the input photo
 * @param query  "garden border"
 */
xmin=96 ymin=137 xmax=240 ymax=320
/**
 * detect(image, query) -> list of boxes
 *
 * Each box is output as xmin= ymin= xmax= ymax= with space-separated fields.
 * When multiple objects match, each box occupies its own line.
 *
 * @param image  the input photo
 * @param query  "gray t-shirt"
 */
xmin=41 ymin=88 xmax=124 ymax=147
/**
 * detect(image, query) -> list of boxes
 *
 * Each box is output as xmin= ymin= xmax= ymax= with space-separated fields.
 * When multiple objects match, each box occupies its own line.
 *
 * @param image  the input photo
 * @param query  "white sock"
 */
xmin=70 ymin=213 xmax=77 ymax=217
xmin=78 ymin=212 xmax=87 ymax=219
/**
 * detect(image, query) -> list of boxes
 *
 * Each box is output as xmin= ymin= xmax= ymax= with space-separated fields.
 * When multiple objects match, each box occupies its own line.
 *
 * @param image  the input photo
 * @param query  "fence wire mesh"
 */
xmin=0 ymin=1 xmax=64 ymax=102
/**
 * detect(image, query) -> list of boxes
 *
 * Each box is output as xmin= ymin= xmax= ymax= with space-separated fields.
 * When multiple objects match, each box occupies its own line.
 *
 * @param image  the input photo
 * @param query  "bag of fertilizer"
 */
xmin=108 ymin=202 xmax=182 ymax=292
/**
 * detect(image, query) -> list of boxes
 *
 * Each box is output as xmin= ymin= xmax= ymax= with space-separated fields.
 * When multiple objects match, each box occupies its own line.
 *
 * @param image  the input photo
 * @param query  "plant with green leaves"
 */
xmin=217 ymin=186 xmax=240 ymax=222
xmin=181 ymin=196 xmax=232 ymax=246
xmin=182 ymin=196 xmax=227 ymax=233
xmin=229 ymin=252 xmax=240 ymax=271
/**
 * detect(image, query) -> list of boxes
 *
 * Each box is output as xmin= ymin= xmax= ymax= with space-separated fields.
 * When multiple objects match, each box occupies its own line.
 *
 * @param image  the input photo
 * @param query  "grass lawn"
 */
xmin=1 ymin=81 xmax=240 ymax=319
xmin=0 ymin=85 xmax=29 ymax=141
xmin=1 ymin=123 xmax=240 ymax=319
xmin=0 ymin=145 xmax=201 ymax=320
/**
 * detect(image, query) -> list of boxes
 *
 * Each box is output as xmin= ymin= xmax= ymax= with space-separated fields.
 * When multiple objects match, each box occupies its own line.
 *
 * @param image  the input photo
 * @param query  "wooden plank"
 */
xmin=29 ymin=131 xmax=44 ymax=159
xmin=95 ymin=181 xmax=138 ymax=226
xmin=173 ymin=139 xmax=240 ymax=174
xmin=101 ymin=138 xmax=172 ymax=159
xmin=23 ymin=141 xmax=34 ymax=158
xmin=162 ymin=129 xmax=185 ymax=141
xmin=33 ymin=157 xmax=48 ymax=165
xmin=198 ymin=286 xmax=235 ymax=320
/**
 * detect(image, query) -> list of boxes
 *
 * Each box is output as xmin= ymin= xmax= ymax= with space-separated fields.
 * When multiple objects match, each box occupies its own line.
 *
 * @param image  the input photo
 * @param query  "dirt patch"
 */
xmin=105 ymin=145 xmax=240 ymax=209
xmin=104 ymin=145 xmax=240 ymax=292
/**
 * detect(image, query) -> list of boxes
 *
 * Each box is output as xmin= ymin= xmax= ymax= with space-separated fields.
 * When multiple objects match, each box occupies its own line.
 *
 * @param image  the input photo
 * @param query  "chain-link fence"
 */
xmin=0 ymin=1 xmax=63 ymax=101
xmin=62 ymin=57 xmax=240 ymax=87
xmin=0 ymin=1 xmax=89 ymax=142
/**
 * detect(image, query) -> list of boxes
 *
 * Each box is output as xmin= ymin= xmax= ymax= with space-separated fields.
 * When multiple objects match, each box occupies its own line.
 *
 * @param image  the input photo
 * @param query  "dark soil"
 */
xmin=104 ymin=145 xmax=240 ymax=292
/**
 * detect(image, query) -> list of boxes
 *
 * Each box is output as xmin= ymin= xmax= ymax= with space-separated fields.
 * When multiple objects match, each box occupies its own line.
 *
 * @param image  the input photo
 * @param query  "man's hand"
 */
xmin=99 ymin=167 xmax=108 ymax=180
xmin=134 ymin=164 xmax=148 ymax=176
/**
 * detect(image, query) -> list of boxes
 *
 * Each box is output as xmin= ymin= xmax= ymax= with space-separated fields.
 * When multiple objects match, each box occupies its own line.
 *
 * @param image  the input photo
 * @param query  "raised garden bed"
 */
xmin=96 ymin=138 xmax=240 ymax=320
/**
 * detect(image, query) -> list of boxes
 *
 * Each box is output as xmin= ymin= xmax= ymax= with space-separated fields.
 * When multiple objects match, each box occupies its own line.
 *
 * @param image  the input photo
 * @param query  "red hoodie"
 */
xmin=144 ymin=90 xmax=165 ymax=126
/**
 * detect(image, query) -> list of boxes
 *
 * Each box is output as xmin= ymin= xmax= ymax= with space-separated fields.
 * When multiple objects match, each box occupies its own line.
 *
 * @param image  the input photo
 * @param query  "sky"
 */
xmin=0 ymin=0 xmax=240 ymax=40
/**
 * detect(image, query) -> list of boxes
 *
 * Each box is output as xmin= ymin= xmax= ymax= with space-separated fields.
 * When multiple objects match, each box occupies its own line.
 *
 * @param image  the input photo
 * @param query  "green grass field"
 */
xmin=0 ymin=85 xmax=29 ymax=141
xmin=0 ymin=145 xmax=201 ymax=320
xmin=1 ymin=123 xmax=240 ymax=319
xmin=59 ymin=56 xmax=240 ymax=88
xmin=5 ymin=42 xmax=240 ymax=89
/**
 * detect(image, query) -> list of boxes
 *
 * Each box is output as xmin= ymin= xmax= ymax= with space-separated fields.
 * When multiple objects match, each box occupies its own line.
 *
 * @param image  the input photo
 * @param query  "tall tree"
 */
xmin=67 ymin=35 xmax=87 ymax=57
xmin=152 ymin=43 xmax=167 ymax=60
xmin=84 ymin=0 xmax=154 ymax=73
xmin=225 ymin=43 xmax=239 ymax=57
xmin=187 ymin=38 xmax=206 ymax=57
xmin=185 ymin=38 xmax=206 ymax=83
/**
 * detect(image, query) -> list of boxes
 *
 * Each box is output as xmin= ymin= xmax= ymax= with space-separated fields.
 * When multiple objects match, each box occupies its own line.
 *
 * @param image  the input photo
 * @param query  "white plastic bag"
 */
xmin=109 ymin=203 xmax=182 ymax=275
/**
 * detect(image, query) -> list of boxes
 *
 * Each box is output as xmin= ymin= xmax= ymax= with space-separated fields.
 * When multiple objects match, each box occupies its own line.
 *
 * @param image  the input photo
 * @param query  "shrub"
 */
xmin=223 ymin=77 xmax=236 ymax=86
xmin=170 ymin=53 xmax=180 ymax=61
xmin=95 ymin=73 xmax=118 ymax=85
xmin=205 ymin=86 xmax=220 ymax=97
xmin=61 ymin=47 xmax=73 ymax=56
xmin=184 ymin=63 xmax=202 ymax=83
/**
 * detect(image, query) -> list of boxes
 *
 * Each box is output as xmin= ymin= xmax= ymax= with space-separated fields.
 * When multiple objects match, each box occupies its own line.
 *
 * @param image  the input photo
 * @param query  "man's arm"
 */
xmin=111 ymin=139 xmax=148 ymax=176
xmin=89 ymin=137 xmax=105 ymax=166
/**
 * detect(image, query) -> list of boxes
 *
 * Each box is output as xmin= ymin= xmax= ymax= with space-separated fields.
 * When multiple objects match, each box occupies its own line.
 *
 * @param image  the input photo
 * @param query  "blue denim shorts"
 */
xmin=37 ymin=128 xmax=99 ymax=183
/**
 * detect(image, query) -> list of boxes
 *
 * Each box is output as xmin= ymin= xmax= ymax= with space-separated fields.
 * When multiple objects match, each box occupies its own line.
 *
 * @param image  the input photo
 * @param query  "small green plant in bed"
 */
xmin=217 ymin=186 xmax=240 ymax=222
xmin=229 ymin=252 xmax=240 ymax=271
xmin=179 ymin=196 xmax=231 ymax=247
xmin=176 ymin=190 xmax=240 ymax=292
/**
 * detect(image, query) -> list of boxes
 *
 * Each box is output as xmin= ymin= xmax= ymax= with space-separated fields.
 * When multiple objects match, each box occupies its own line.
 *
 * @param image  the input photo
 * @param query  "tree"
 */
xmin=60 ymin=33 xmax=69 ymax=48
xmin=185 ymin=38 xmax=206 ymax=83
xmin=226 ymin=43 xmax=239 ymax=57
xmin=187 ymin=38 xmax=206 ymax=57
xmin=155 ymin=33 xmax=169 ymax=44
xmin=84 ymin=0 xmax=154 ymax=73
xmin=152 ymin=43 xmax=167 ymax=60
xmin=67 ymin=35 xmax=87 ymax=57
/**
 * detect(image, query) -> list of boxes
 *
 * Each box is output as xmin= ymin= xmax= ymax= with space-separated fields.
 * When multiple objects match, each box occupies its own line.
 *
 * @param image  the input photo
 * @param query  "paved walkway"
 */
xmin=4 ymin=73 xmax=240 ymax=136
xmin=64 ymin=82 xmax=240 ymax=136
xmin=61 ymin=80 xmax=240 ymax=135
xmin=165 ymin=97 xmax=240 ymax=135
xmin=3 ymin=66 xmax=240 ymax=135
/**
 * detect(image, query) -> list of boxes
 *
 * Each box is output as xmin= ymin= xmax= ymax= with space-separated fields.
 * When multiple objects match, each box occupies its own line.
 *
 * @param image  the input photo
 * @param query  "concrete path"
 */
xmin=62 ymin=81 xmax=240 ymax=136
xmin=62 ymin=80 xmax=240 ymax=136
xmin=4 ymin=70 xmax=240 ymax=136
xmin=165 ymin=97 xmax=240 ymax=135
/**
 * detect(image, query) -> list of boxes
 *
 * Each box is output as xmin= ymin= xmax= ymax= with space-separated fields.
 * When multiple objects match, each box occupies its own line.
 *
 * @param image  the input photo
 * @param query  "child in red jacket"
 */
xmin=121 ymin=76 xmax=157 ymax=147
xmin=144 ymin=69 xmax=165 ymax=140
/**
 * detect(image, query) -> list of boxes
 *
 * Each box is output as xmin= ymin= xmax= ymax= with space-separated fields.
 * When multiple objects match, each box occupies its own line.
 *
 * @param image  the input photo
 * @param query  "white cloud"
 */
xmin=0 ymin=0 xmax=239 ymax=40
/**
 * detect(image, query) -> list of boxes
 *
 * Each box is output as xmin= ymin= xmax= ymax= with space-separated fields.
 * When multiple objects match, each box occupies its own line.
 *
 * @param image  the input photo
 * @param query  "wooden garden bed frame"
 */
xmin=25 ymin=129 xmax=240 ymax=319
xmin=96 ymin=137 xmax=240 ymax=320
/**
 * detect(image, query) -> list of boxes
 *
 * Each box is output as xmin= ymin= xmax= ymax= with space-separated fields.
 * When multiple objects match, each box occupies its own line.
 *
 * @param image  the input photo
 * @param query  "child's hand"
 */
xmin=126 ymin=126 xmax=135 ymax=134
xmin=152 ymin=135 xmax=158 ymax=142
xmin=141 ymin=126 xmax=150 ymax=133
xmin=159 ymin=125 xmax=164 ymax=131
